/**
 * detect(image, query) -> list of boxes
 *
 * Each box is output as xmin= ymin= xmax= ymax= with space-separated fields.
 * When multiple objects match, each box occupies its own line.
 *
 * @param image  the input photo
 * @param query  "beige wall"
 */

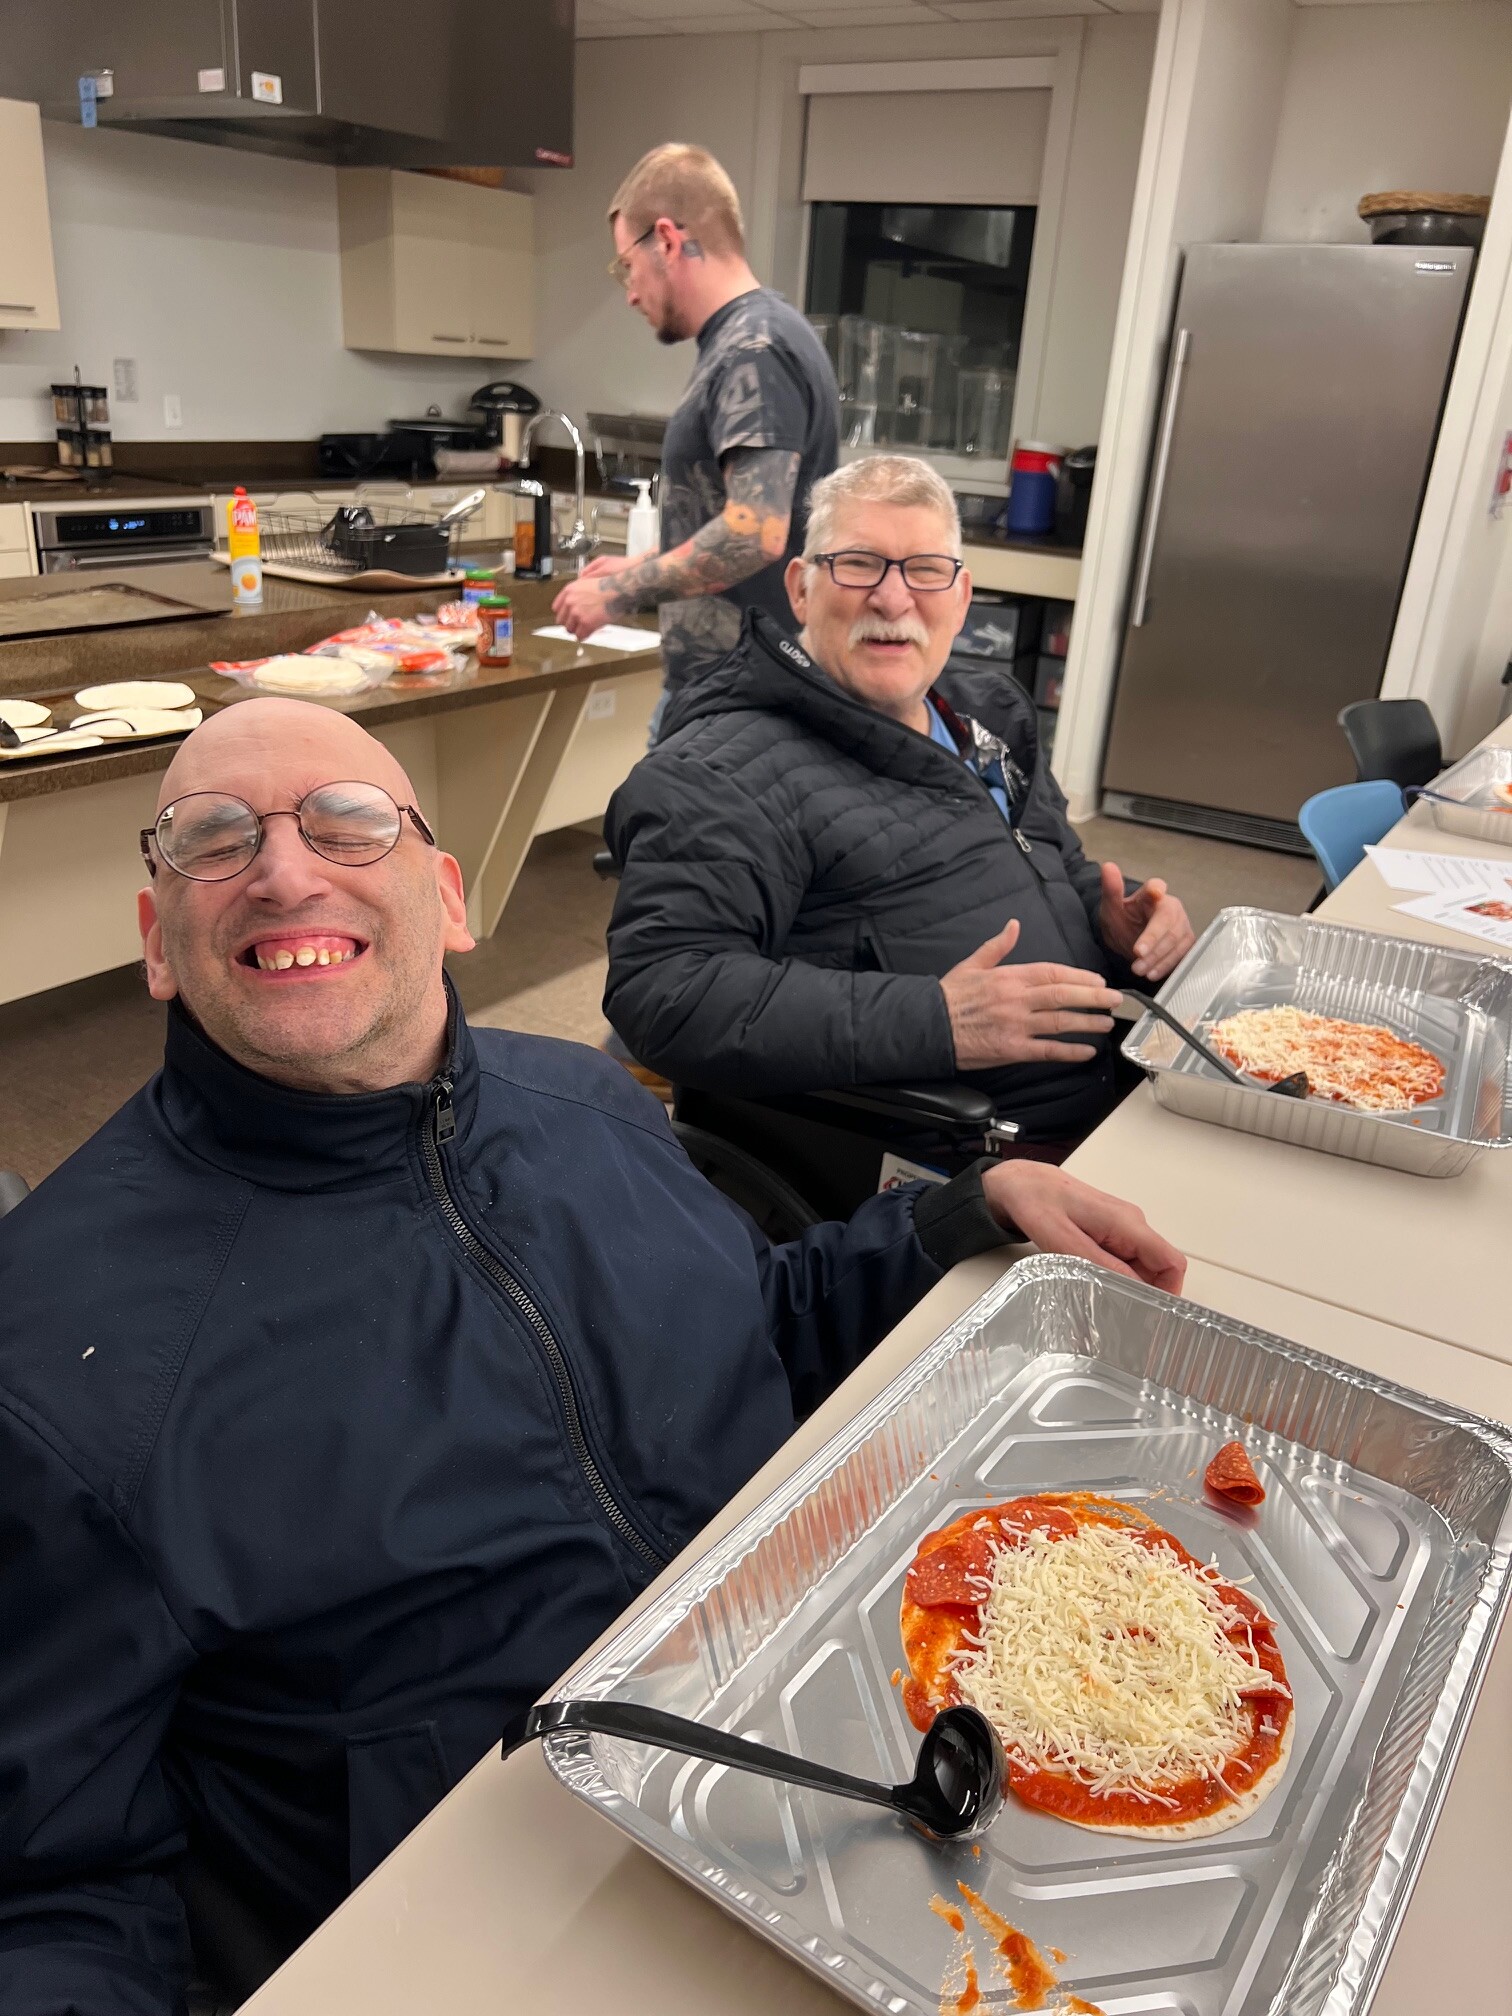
xmin=1036 ymin=15 xmax=1159 ymax=449
xmin=1262 ymin=2 xmax=1512 ymax=246
xmin=523 ymin=14 xmax=1155 ymax=457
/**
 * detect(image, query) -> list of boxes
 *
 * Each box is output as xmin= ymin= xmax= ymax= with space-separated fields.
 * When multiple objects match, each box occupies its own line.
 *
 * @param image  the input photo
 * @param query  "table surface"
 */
xmin=241 ymin=1252 xmax=1512 ymax=2016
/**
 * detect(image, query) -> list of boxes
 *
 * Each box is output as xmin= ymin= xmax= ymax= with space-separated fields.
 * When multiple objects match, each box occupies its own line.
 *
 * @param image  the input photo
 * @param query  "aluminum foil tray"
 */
xmin=539 ymin=1259 xmax=1512 ymax=2016
xmin=1122 ymin=906 xmax=1512 ymax=1177
xmin=1421 ymin=743 xmax=1512 ymax=846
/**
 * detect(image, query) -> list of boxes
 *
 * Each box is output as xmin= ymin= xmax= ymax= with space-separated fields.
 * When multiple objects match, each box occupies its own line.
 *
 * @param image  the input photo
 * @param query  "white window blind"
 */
xmin=802 ymin=88 xmax=1051 ymax=208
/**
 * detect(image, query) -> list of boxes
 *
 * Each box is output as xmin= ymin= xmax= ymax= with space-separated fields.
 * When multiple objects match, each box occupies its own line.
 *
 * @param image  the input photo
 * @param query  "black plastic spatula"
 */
xmin=1119 ymin=989 xmax=1309 ymax=1099
xmin=521 ymin=1697 xmax=1007 ymax=1842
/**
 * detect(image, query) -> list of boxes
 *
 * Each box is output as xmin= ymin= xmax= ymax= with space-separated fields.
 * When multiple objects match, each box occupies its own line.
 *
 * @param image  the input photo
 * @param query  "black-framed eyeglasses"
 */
xmin=810 ymin=550 xmax=965 ymax=592
xmin=140 ymin=781 xmax=437 ymax=883
xmin=607 ymin=221 xmax=663 ymax=287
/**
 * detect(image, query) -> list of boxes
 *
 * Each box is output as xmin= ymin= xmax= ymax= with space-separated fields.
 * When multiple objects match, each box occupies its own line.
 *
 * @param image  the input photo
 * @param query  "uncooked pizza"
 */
xmin=900 ymin=1494 xmax=1292 ymax=1839
xmin=1207 ymin=1005 xmax=1444 ymax=1111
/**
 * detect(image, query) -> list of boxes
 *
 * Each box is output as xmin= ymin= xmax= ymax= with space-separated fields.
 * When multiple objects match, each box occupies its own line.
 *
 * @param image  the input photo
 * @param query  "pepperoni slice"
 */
xmin=1205 ymin=1441 xmax=1265 ymax=1507
xmin=906 ymin=1529 xmax=1000 ymax=1609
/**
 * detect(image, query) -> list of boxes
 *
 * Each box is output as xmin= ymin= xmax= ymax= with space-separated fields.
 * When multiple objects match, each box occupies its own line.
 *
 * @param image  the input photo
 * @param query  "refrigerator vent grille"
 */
xmin=1103 ymin=792 xmax=1312 ymax=857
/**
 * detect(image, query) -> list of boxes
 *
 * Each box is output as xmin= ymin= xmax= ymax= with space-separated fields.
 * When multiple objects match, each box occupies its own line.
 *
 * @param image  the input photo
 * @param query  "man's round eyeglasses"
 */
xmin=810 ymin=551 xmax=964 ymax=592
xmin=140 ymin=781 xmax=437 ymax=884
xmin=607 ymin=221 xmax=662 ymax=287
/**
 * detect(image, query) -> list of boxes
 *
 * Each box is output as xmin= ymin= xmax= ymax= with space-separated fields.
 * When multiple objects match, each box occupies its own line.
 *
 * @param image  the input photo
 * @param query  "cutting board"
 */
xmin=210 ymin=550 xmax=464 ymax=591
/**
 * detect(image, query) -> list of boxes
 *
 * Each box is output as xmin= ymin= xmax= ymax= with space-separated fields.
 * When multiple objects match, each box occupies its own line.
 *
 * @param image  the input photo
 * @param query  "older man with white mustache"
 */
xmin=604 ymin=454 xmax=1195 ymax=1153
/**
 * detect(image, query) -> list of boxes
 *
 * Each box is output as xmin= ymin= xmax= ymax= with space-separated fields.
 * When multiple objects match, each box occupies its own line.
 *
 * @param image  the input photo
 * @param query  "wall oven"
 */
xmin=33 ymin=500 xmax=216 ymax=572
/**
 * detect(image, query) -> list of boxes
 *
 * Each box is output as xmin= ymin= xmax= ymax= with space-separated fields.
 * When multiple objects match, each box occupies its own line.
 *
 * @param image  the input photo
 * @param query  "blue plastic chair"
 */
xmin=1298 ymin=780 xmax=1406 ymax=892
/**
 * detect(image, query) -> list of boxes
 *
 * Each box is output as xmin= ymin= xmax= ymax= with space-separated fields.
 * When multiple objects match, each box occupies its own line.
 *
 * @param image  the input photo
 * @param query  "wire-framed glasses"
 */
xmin=140 ymin=781 xmax=437 ymax=883
xmin=607 ymin=222 xmax=659 ymax=287
xmin=809 ymin=551 xmax=964 ymax=592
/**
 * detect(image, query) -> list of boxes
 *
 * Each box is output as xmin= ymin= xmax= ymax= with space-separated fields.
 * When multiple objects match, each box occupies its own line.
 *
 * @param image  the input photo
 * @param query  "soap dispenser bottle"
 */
xmin=625 ymin=478 xmax=659 ymax=561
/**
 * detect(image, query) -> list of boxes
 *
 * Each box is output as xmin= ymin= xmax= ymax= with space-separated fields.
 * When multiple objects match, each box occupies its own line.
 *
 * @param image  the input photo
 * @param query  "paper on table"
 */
xmin=1365 ymin=845 xmax=1512 ymax=895
xmin=1394 ymin=888 xmax=1512 ymax=950
xmin=533 ymin=624 xmax=660 ymax=653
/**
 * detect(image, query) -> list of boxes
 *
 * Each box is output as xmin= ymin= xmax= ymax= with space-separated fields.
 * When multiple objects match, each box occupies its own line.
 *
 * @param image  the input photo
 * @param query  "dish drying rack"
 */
xmin=258 ymin=490 xmax=482 ymax=579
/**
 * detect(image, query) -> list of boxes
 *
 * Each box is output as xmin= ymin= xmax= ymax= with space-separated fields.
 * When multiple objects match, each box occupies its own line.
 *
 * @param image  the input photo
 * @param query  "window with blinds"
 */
xmin=801 ymin=88 xmax=1050 ymax=208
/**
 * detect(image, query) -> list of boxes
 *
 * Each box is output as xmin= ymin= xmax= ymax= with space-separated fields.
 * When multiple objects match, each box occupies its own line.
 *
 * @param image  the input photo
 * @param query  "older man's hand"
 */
xmin=940 ymin=918 xmax=1122 ymax=1069
xmin=1097 ymin=862 xmax=1195 ymax=983
xmin=980 ymin=1160 xmax=1186 ymax=1292
xmin=551 ymin=573 xmax=620 ymax=641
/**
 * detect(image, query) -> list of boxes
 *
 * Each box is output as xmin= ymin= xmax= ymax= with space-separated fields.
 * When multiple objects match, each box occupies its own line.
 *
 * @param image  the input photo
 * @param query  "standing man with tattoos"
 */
xmin=552 ymin=143 xmax=839 ymax=737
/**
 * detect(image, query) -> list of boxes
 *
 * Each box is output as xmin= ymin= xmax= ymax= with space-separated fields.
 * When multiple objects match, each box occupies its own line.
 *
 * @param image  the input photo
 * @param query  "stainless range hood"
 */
xmin=0 ymin=0 xmax=575 ymax=170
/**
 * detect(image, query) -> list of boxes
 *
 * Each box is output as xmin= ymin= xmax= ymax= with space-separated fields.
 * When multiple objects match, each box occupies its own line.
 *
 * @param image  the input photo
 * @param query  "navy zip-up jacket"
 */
xmin=0 ymin=990 xmax=1005 ymax=2014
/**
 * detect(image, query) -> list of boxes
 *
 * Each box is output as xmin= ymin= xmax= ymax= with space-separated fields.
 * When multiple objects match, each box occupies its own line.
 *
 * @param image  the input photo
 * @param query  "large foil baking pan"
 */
xmin=538 ymin=1259 xmax=1512 ymax=2016
xmin=1420 ymin=743 xmax=1512 ymax=846
xmin=1121 ymin=906 xmax=1512 ymax=1176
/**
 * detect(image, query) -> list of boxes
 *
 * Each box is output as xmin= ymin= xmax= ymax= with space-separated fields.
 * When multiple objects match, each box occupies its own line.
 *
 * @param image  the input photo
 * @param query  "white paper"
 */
xmin=533 ymin=624 xmax=660 ymax=653
xmin=1393 ymin=888 xmax=1512 ymax=950
xmin=1364 ymin=845 xmax=1512 ymax=896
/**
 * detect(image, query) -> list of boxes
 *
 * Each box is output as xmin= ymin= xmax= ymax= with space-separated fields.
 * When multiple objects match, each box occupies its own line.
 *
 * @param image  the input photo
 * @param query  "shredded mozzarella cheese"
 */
xmin=1208 ymin=1005 xmax=1443 ymax=1112
xmin=948 ymin=1524 xmax=1282 ymax=1800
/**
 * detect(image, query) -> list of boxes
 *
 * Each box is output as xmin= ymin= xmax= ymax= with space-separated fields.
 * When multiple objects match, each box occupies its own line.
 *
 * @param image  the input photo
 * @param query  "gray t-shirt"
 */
xmin=658 ymin=288 xmax=839 ymax=699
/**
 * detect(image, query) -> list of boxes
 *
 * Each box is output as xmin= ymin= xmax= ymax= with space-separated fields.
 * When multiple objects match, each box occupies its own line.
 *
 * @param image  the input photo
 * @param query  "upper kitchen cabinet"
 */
xmin=337 ymin=171 xmax=534 ymax=361
xmin=0 ymin=98 xmax=60 ymax=332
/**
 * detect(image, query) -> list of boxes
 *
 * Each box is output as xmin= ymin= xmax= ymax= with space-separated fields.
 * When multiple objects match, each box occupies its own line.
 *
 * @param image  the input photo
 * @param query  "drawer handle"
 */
xmin=431 ymin=332 xmax=467 ymax=343
xmin=477 ymin=335 xmax=510 ymax=347
xmin=0 ymin=302 xmax=37 ymax=313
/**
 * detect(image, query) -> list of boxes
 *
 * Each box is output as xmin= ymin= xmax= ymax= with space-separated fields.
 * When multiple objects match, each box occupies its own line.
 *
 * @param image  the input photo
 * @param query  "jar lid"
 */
xmin=464 ymin=566 xmax=496 ymax=580
xmin=480 ymin=594 xmax=513 ymax=609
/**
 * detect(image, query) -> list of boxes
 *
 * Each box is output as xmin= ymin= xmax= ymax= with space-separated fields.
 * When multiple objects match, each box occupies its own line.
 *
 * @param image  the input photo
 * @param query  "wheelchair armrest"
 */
xmin=793 ymin=1081 xmax=999 ymax=1135
xmin=0 ymin=1170 xmax=31 ymax=1217
xmin=591 ymin=848 xmax=621 ymax=881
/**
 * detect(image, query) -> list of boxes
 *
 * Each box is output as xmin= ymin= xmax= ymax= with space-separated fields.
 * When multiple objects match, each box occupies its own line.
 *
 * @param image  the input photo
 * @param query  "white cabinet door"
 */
xmin=0 ymin=99 xmax=60 ymax=332
xmin=461 ymin=184 xmax=534 ymax=360
xmin=0 ymin=551 xmax=34 ymax=579
xmin=389 ymin=174 xmax=475 ymax=355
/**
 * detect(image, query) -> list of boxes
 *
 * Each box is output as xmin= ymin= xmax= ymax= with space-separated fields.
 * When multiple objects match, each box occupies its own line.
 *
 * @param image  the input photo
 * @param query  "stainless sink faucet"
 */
xmin=518 ymin=409 xmax=599 ymax=572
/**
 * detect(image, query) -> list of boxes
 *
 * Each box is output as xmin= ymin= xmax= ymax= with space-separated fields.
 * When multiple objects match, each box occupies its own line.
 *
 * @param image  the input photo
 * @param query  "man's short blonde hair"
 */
xmin=804 ymin=455 xmax=962 ymax=560
xmin=608 ymin=144 xmax=745 ymax=258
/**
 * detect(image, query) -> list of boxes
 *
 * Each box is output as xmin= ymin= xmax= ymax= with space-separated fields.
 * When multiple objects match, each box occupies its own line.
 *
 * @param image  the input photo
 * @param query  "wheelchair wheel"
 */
xmin=671 ymin=1122 xmax=823 ymax=1244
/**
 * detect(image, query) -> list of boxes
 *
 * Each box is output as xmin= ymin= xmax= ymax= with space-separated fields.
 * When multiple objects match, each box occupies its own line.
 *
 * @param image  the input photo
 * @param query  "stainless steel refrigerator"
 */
xmin=1101 ymin=243 xmax=1473 ymax=850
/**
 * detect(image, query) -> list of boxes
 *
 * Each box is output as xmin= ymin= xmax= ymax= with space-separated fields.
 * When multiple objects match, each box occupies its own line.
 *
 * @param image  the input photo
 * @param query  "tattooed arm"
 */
xmin=552 ymin=447 xmax=800 ymax=640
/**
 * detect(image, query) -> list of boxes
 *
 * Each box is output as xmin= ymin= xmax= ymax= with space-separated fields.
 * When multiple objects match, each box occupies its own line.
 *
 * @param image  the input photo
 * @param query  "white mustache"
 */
xmin=848 ymin=616 xmax=928 ymax=649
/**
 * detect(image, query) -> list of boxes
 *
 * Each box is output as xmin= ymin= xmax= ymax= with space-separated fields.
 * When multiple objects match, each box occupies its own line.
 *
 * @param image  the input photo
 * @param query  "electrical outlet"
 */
xmin=587 ymin=689 xmax=617 ymax=721
xmin=163 ymin=392 xmax=182 ymax=429
xmin=112 ymin=357 xmax=138 ymax=403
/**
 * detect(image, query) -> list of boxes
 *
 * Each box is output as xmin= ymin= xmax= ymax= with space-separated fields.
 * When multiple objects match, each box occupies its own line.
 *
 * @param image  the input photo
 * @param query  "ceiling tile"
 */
xmin=787 ymin=2 xmax=947 ymax=21
xmin=647 ymin=7 xmax=792 ymax=25
xmin=934 ymin=0 xmax=1105 ymax=15
xmin=610 ymin=0 xmax=762 ymax=17
xmin=1096 ymin=0 xmax=1159 ymax=12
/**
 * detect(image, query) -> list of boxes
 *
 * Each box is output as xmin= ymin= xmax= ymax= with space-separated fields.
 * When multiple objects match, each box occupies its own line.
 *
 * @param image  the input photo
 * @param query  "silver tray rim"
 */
xmin=1122 ymin=903 xmax=1512 ymax=1153
xmin=539 ymin=1256 xmax=1512 ymax=2016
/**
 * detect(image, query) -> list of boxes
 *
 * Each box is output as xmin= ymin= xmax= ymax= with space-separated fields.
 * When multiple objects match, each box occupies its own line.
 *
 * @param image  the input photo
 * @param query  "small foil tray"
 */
xmin=1122 ymin=906 xmax=1512 ymax=1177
xmin=538 ymin=1258 xmax=1512 ymax=2016
xmin=1421 ymin=743 xmax=1512 ymax=846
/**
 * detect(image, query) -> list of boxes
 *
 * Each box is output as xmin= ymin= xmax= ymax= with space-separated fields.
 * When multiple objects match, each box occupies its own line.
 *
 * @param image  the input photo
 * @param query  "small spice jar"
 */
xmin=477 ymin=594 xmax=513 ymax=666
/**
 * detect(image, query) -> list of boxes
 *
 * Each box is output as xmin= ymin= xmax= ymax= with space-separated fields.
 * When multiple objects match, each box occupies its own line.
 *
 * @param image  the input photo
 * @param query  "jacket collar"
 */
xmin=660 ymin=607 xmax=1038 ymax=789
xmin=156 ymin=975 xmax=478 ymax=1193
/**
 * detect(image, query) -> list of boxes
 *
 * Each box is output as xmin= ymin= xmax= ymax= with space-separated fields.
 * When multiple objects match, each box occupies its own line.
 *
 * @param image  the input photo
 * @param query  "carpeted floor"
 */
xmin=0 ymin=817 xmax=1319 ymax=1190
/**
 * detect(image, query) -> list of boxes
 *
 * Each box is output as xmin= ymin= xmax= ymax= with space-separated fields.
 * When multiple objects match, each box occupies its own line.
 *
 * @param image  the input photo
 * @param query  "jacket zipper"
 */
xmin=421 ymin=1075 xmax=664 ymax=1569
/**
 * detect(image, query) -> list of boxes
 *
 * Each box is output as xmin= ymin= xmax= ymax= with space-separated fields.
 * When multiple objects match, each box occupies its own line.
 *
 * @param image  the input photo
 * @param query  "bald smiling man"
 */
xmin=0 ymin=700 xmax=1182 ymax=2014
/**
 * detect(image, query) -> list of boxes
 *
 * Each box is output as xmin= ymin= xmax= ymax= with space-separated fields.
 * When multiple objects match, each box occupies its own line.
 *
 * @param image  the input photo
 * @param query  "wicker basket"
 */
xmin=1359 ymin=190 xmax=1490 ymax=220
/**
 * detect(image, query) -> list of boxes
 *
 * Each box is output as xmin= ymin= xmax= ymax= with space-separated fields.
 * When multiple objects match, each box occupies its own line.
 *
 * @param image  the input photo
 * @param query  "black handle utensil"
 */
xmin=1120 ymin=989 xmax=1309 ymax=1099
xmin=523 ymin=1698 xmax=1006 ymax=1842
xmin=0 ymin=719 xmax=19 ymax=750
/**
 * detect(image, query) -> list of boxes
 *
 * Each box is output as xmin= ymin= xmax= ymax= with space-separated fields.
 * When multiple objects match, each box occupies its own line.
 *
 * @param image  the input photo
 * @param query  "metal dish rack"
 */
xmin=258 ymin=491 xmax=473 ymax=578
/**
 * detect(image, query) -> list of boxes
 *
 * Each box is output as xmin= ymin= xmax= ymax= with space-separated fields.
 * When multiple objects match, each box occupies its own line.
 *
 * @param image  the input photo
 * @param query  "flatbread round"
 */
xmin=0 ymin=699 xmax=52 ymax=729
xmin=900 ymin=1493 xmax=1292 ymax=1839
xmin=74 ymin=680 xmax=198 ymax=712
xmin=71 ymin=706 xmax=203 ymax=739
xmin=248 ymin=654 xmax=371 ymax=695
xmin=0 ymin=731 xmax=104 ymax=760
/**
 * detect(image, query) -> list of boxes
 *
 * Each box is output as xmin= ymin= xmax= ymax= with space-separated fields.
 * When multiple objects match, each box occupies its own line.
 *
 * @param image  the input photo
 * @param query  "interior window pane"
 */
xmin=806 ymin=202 xmax=1035 ymax=460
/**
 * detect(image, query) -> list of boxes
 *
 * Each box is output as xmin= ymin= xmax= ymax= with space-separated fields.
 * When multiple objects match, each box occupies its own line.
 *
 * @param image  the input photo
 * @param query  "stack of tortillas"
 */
xmin=69 ymin=681 xmax=202 ymax=741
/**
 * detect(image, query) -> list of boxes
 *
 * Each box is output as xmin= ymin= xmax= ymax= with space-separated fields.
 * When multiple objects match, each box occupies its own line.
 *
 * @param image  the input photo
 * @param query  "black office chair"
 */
xmin=1337 ymin=699 xmax=1442 ymax=790
xmin=0 ymin=1171 xmax=29 ymax=1217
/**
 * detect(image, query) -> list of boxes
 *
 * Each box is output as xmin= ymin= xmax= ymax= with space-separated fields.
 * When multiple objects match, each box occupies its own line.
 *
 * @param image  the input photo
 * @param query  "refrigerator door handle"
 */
xmin=1130 ymin=326 xmax=1191 ymax=628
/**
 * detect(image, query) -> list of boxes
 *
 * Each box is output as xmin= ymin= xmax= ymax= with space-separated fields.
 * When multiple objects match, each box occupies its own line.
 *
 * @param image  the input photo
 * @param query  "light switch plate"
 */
xmin=163 ymin=393 xmax=183 ymax=428
xmin=587 ymin=689 xmax=617 ymax=720
xmin=112 ymin=357 xmax=138 ymax=403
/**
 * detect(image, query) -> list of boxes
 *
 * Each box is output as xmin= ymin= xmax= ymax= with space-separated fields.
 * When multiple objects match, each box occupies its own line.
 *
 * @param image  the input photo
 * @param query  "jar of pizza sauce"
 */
xmin=477 ymin=595 xmax=514 ymax=666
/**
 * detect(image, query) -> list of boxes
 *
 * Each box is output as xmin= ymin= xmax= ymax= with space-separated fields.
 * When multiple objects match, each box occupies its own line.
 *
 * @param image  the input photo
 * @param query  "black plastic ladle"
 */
xmin=1119 ymin=988 xmax=1309 ymax=1099
xmin=523 ymin=1698 xmax=1006 ymax=1842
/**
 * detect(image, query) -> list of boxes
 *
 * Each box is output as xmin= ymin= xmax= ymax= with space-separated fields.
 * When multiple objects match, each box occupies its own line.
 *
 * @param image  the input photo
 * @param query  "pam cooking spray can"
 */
xmin=227 ymin=487 xmax=264 ymax=605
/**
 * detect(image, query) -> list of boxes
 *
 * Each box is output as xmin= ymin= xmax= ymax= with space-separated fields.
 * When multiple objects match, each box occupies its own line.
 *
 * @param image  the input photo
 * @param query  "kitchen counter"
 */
xmin=0 ymin=471 xmax=208 ymax=505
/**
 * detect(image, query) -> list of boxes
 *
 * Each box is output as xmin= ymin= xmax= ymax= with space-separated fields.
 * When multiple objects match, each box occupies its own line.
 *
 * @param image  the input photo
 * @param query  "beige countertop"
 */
xmin=239 ymin=1253 xmax=1512 ymax=2016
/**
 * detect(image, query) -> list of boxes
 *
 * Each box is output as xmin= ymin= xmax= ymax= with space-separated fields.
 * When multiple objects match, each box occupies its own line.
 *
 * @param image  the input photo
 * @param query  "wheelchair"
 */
xmin=592 ymin=848 xmax=1023 ymax=1241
